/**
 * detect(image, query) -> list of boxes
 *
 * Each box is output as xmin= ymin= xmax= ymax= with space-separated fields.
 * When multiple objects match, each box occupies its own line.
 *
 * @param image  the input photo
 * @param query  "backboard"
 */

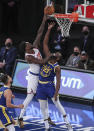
xmin=47 ymin=0 xmax=94 ymax=24
xmin=65 ymin=0 xmax=94 ymax=24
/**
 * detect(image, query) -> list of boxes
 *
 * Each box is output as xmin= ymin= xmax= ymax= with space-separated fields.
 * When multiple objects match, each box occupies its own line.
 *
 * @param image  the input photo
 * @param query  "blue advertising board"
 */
xmin=12 ymin=60 xmax=94 ymax=100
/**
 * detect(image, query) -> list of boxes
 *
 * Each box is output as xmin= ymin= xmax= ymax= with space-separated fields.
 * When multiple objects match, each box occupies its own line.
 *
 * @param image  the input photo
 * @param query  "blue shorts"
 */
xmin=0 ymin=106 xmax=12 ymax=127
xmin=36 ymin=82 xmax=55 ymax=100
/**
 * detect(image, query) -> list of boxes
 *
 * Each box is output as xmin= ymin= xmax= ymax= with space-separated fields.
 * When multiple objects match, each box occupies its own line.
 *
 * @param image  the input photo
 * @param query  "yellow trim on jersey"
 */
xmin=2 ymin=106 xmax=11 ymax=124
xmin=0 ymin=105 xmax=6 ymax=108
xmin=48 ymin=62 xmax=54 ymax=67
xmin=39 ymin=80 xmax=54 ymax=84
xmin=48 ymin=62 xmax=57 ymax=66
xmin=39 ymin=80 xmax=49 ymax=84
xmin=54 ymin=65 xmax=59 ymax=73
xmin=0 ymin=120 xmax=5 ymax=128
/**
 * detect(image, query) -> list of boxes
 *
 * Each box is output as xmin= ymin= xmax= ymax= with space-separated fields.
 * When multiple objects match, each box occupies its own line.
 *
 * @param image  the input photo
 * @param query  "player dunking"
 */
xmin=36 ymin=23 xmax=73 ymax=131
xmin=18 ymin=15 xmax=55 ymax=128
xmin=0 ymin=73 xmax=24 ymax=131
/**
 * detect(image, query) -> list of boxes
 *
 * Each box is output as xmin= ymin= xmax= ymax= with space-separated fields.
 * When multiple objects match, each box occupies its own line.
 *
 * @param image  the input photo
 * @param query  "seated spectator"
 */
xmin=77 ymin=51 xmax=94 ymax=71
xmin=66 ymin=46 xmax=81 ymax=67
xmin=0 ymin=38 xmax=17 ymax=76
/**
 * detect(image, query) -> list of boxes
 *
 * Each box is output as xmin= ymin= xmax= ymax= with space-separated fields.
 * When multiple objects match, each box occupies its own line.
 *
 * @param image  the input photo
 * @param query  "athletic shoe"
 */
xmin=66 ymin=123 xmax=73 ymax=131
xmin=48 ymin=117 xmax=56 ymax=126
xmin=18 ymin=118 xmax=24 ymax=128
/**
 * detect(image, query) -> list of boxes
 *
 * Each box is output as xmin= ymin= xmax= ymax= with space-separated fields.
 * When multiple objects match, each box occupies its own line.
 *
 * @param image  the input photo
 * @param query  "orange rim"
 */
xmin=54 ymin=12 xmax=79 ymax=22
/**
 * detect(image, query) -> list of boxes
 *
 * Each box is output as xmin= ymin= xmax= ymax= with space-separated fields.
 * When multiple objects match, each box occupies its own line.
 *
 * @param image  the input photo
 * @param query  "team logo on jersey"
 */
xmin=40 ymin=65 xmax=52 ymax=77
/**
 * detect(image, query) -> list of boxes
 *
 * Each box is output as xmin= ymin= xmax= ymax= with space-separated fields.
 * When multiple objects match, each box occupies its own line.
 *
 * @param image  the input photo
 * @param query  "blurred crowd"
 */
xmin=0 ymin=18 xmax=94 ymax=76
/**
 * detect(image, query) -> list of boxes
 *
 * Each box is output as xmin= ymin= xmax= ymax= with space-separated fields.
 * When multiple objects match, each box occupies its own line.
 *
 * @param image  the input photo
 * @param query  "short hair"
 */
xmin=0 ymin=73 xmax=8 ymax=84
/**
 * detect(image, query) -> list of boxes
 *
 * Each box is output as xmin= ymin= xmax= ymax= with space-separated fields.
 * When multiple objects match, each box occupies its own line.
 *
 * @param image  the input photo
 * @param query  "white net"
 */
xmin=55 ymin=17 xmax=73 ymax=37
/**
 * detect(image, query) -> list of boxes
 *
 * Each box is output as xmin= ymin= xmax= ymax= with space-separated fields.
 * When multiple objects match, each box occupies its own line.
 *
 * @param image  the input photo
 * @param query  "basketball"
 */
xmin=44 ymin=5 xmax=55 ymax=15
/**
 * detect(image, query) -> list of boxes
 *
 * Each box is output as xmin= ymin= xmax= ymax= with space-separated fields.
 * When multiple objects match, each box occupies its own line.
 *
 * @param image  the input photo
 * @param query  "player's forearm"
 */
xmin=43 ymin=29 xmax=51 ymax=46
xmin=7 ymin=103 xmax=20 ymax=108
xmin=55 ymin=83 xmax=60 ymax=94
xmin=33 ymin=16 xmax=46 ymax=47
xmin=37 ymin=15 xmax=46 ymax=34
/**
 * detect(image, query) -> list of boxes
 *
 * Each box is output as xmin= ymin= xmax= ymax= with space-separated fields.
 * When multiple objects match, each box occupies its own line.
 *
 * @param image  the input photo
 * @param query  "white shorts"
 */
xmin=26 ymin=70 xmax=39 ymax=94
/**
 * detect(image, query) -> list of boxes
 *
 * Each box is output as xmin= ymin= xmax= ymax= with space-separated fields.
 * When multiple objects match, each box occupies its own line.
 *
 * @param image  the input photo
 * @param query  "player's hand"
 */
xmin=18 ymin=104 xmax=24 ymax=109
xmin=48 ymin=22 xmax=55 ymax=30
xmin=54 ymin=93 xmax=58 ymax=101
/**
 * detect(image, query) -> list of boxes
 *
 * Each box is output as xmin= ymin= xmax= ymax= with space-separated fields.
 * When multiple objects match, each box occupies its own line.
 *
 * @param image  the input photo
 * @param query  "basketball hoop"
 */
xmin=51 ymin=12 xmax=79 ymax=37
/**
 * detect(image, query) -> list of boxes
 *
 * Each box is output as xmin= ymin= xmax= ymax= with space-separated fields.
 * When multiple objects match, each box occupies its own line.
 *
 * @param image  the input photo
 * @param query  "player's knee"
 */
xmin=52 ymin=98 xmax=60 ymax=107
xmin=39 ymin=101 xmax=47 ymax=111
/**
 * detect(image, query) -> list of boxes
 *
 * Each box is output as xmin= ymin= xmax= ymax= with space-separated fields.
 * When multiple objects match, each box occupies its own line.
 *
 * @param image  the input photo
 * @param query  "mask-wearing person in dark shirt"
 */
xmin=5 ymin=38 xmax=13 ymax=49
xmin=0 ymin=38 xmax=13 ymax=72
xmin=82 ymin=26 xmax=90 ymax=51
xmin=0 ymin=38 xmax=17 ymax=76
xmin=66 ymin=46 xmax=81 ymax=67
xmin=78 ymin=51 xmax=94 ymax=70
xmin=82 ymin=26 xmax=89 ymax=36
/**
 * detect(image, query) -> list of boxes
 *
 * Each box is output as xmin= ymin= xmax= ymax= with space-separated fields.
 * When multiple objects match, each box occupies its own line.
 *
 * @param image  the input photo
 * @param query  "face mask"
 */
xmin=74 ymin=52 xmax=79 ymax=56
xmin=6 ymin=42 xmax=12 ymax=48
xmin=83 ymin=31 xmax=89 ymax=35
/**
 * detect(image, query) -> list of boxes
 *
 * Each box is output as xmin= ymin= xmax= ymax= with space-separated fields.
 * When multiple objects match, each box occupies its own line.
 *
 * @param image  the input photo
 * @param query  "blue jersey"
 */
xmin=39 ymin=62 xmax=59 ymax=82
xmin=0 ymin=86 xmax=10 ymax=107
xmin=36 ymin=62 xmax=59 ymax=100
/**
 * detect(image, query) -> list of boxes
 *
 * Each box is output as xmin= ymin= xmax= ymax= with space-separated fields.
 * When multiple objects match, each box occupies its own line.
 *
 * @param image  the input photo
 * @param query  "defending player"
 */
xmin=36 ymin=23 xmax=73 ymax=131
xmin=0 ymin=73 xmax=24 ymax=131
xmin=18 ymin=15 xmax=55 ymax=128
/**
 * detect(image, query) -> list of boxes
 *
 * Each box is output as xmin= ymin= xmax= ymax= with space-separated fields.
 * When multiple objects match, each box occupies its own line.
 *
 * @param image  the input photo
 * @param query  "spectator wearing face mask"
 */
xmin=65 ymin=46 xmax=81 ymax=67
xmin=0 ymin=38 xmax=17 ymax=76
xmin=79 ymin=26 xmax=94 ymax=60
xmin=77 ymin=51 xmax=94 ymax=71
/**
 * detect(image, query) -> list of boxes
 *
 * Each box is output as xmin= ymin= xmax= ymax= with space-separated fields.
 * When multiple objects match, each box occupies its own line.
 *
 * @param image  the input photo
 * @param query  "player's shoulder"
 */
xmin=4 ymin=88 xmax=12 ymax=96
xmin=54 ymin=62 xmax=60 ymax=68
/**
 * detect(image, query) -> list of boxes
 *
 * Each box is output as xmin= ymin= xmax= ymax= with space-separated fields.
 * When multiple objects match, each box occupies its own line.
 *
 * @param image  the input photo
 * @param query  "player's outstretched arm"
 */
xmin=33 ymin=15 xmax=47 ymax=48
xmin=43 ymin=22 xmax=55 ymax=57
xmin=54 ymin=66 xmax=61 ymax=101
xmin=4 ymin=89 xmax=24 ymax=109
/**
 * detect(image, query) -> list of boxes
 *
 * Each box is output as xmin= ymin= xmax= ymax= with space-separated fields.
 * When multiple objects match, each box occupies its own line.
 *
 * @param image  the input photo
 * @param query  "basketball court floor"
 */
xmin=0 ymin=93 xmax=94 ymax=131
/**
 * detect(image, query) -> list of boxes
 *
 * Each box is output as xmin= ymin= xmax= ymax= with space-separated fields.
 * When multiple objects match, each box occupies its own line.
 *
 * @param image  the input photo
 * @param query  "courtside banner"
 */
xmin=12 ymin=60 xmax=94 ymax=100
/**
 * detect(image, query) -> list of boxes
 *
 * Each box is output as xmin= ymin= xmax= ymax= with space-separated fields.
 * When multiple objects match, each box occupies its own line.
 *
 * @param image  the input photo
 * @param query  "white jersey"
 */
xmin=25 ymin=48 xmax=42 ymax=74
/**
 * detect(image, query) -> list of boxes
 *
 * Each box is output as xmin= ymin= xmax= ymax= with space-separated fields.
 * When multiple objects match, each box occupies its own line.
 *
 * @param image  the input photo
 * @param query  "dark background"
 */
xmin=0 ymin=0 xmax=94 ymax=48
xmin=0 ymin=0 xmax=44 ymax=46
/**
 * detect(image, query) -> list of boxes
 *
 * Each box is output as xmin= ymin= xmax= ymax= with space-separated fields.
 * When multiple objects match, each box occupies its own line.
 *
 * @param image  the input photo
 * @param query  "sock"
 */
xmin=39 ymin=100 xmax=50 ymax=129
xmin=19 ymin=93 xmax=34 ymax=119
xmin=52 ymin=97 xmax=70 ymax=124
